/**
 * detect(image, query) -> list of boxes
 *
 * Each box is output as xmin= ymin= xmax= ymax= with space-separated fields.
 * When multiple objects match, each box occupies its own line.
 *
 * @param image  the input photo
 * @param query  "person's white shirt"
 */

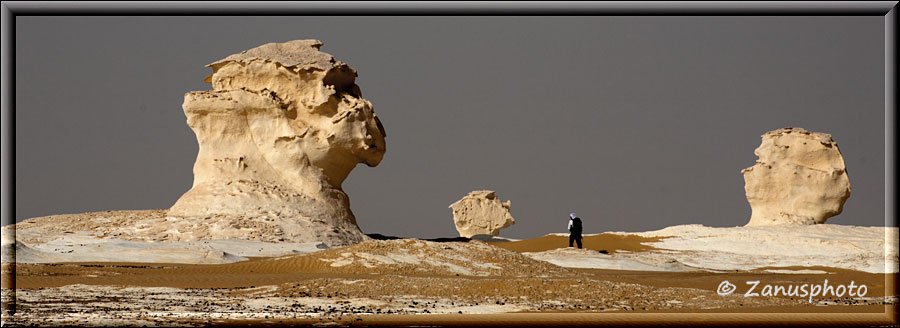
xmin=568 ymin=218 xmax=573 ymax=231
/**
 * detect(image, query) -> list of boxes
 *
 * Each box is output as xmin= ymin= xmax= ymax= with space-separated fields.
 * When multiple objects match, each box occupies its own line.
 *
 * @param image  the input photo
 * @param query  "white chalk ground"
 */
xmin=524 ymin=248 xmax=704 ymax=272
xmin=469 ymin=234 xmax=520 ymax=242
xmin=534 ymin=224 xmax=898 ymax=274
xmin=314 ymin=239 xmax=509 ymax=277
xmin=2 ymin=227 xmax=327 ymax=264
xmin=3 ymin=223 xmax=897 ymax=274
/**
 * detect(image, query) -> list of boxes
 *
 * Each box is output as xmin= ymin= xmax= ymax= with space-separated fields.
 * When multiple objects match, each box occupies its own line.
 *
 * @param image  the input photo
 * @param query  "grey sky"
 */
xmin=14 ymin=16 xmax=887 ymax=238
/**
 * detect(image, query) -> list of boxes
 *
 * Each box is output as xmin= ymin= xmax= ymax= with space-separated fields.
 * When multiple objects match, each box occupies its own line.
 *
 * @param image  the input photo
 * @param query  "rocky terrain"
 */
xmin=7 ymin=238 xmax=894 ymax=326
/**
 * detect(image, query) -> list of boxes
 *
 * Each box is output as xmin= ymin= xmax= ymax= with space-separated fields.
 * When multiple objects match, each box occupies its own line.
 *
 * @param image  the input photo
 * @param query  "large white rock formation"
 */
xmin=449 ymin=190 xmax=515 ymax=238
xmin=168 ymin=40 xmax=386 ymax=246
xmin=742 ymin=127 xmax=850 ymax=226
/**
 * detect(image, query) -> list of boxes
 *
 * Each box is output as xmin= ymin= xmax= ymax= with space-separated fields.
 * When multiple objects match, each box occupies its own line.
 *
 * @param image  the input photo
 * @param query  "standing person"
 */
xmin=568 ymin=213 xmax=583 ymax=249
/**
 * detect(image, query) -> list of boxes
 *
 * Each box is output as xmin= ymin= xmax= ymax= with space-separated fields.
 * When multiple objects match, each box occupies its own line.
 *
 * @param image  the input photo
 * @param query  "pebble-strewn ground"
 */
xmin=3 ymin=277 xmax=895 ymax=326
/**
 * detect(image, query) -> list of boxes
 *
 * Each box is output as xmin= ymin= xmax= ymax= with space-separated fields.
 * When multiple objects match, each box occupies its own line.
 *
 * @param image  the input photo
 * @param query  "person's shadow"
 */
xmin=365 ymin=233 xmax=511 ymax=243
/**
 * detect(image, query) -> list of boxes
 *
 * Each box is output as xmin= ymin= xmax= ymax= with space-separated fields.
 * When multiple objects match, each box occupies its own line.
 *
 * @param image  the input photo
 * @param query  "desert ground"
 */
xmin=1 ymin=212 xmax=897 ymax=326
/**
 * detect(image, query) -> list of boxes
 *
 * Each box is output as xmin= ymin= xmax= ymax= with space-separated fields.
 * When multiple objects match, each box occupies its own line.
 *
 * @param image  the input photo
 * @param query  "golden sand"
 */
xmin=486 ymin=233 xmax=666 ymax=253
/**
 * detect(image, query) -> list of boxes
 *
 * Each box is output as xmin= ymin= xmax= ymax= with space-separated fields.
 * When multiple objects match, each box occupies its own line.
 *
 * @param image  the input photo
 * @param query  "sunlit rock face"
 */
xmin=742 ymin=127 xmax=850 ymax=226
xmin=449 ymin=190 xmax=515 ymax=238
xmin=168 ymin=40 xmax=386 ymax=246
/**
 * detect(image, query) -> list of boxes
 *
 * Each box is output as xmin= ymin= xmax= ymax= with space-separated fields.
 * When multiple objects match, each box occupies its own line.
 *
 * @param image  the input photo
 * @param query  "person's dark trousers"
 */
xmin=569 ymin=234 xmax=582 ymax=248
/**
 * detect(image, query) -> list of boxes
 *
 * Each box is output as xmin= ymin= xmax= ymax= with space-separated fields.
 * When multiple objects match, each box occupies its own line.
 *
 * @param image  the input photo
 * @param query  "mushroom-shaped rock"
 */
xmin=168 ymin=40 xmax=386 ymax=246
xmin=742 ymin=127 xmax=850 ymax=226
xmin=449 ymin=190 xmax=515 ymax=238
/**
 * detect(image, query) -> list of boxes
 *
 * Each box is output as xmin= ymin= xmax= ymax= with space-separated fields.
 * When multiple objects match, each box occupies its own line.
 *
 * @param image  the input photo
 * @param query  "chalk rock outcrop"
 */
xmin=168 ymin=40 xmax=386 ymax=246
xmin=449 ymin=191 xmax=515 ymax=238
xmin=742 ymin=127 xmax=850 ymax=226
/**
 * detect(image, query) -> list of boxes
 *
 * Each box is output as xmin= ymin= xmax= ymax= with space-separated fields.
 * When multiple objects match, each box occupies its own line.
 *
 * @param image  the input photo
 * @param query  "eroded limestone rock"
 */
xmin=742 ymin=127 xmax=850 ymax=226
xmin=168 ymin=40 xmax=386 ymax=246
xmin=449 ymin=191 xmax=515 ymax=238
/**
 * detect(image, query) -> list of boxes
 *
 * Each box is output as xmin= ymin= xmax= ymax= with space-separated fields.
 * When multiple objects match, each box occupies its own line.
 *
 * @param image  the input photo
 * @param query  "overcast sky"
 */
xmin=13 ymin=16 xmax=888 ymax=238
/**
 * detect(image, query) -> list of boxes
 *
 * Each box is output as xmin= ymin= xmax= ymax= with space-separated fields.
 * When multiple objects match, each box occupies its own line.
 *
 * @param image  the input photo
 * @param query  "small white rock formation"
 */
xmin=449 ymin=190 xmax=515 ymax=238
xmin=742 ymin=127 xmax=850 ymax=226
xmin=168 ymin=40 xmax=386 ymax=246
